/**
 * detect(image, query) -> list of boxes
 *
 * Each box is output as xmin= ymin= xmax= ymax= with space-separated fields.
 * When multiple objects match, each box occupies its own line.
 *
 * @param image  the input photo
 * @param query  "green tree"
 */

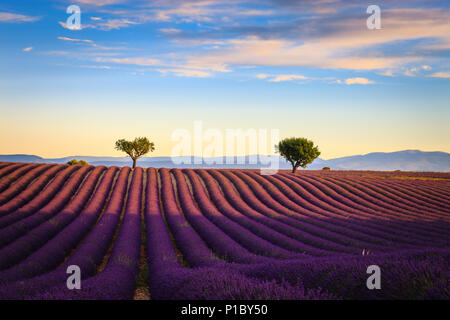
xmin=115 ymin=137 xmax=155 ymax=169
xmin=277 ymin=137 xmax=320 ymax=173
xmin=67 ymin=159 xmax=88 ymax=166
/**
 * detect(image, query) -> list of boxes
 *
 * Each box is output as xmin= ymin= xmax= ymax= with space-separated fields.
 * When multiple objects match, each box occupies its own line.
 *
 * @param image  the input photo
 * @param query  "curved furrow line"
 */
xmin=0 ymin=165 xmax=67 ymax=218
xmin=0 ymin=164 xmax=54 ymax=206
xmin=305 ymin=174 xmax=429 ymax=220
xmin=410 ymin=182 xmax=450 ymax=199
xmin=363 ymin=177 xmax=450 ymax=210
xmin=270 ymin=173 xmax=442 ymax=246
xmin=0 ymin=163 xmax=12 ymax=170
xmin=289 ymin=173 xmax=449 ymax=237
xmin=253 ymin=172 xmax=446 ymax=249
xmin=392 ymin=178 xmax=450 ymax=197
xmin=181 ymin=169 xmax=308 ymax=261
xmin=238 ymin=170 xmax=409 ymax=250
xmin=324 ymin=176 xmax=449 ymax=231
xmin=0 ymin=164 xmax=41 ymax=194
xmin=0 ymin=166 xmax=101 ymax=270
xmin=0 ymin=167 xmax=130 ymax=299
xmin=0 ymin=166 xmax=118 ymax=285
xmin=314 ymin=176 xmax=450 ymax=238
xmin=279 ymin=173 xmax=448 ymax=245
xmin=282 ymin=172 xmax=401 ymax=219
xmin=223 ymin=171 xmax=380 ymax=253
xmin=195 ymin=169 xmax=331 ymax=257
xmin=230 ymin=169 xmax=414 ymax=251
xmin=172 ymin=169 xmax=274 ymax=263
xmin=209 ymin=170 xmax=355 ymax=253
xmin=333 ymin=176 xmax=450 ymax=219
xmin=257 ymin=172 xmax=435 ymax=245
xmin=0 ymin=165 xmax=76 ymax=220
xmin=0 ymin=163 xmax=27 ymax=180
xmin=23 ymin=167 xmax=140 ymax=300
xmin=306 ymin=174 xmax=450 ymax=241
xmin=378 ymin=173 xmax=450 ymax=193
xmin=344 ymin=178 xmax=450 ymax=228
xmin=0 ymin=166 xmax=92 ymax=249
xmin=313 ymin=172 xmax=450 ymax=202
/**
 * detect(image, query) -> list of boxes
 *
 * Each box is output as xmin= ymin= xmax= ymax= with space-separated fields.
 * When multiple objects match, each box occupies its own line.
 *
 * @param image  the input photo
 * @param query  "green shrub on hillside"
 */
xmin=67 ymin=159 xmax=88 ymax=166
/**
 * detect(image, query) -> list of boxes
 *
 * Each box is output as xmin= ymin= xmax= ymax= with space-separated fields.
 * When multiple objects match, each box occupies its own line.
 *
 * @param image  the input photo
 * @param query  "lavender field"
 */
xmin=0 ymin=162 xmax=448 ymax=300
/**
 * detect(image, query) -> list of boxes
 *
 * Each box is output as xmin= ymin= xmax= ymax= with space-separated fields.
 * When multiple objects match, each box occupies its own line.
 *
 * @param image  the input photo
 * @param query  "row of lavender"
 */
xmin=0 ymin=162 xmax=447 ymax=299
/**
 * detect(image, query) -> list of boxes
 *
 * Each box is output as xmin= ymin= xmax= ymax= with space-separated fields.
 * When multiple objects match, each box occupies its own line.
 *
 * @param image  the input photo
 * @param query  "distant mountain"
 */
xmin=0 ymin=154 xmax=46 ymax=163
xmin=0 ymin=150 xmax=448 ymax=171
xmin=313 ymin=150 xmax=450 ymax=171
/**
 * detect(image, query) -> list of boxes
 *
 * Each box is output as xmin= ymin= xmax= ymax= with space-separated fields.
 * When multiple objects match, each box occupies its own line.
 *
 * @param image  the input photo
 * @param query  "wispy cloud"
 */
xmin=0 ymin=12 xmax=39 ymax=23
xmin=58 ymin=37 xmax=93 ymax=43
xmin=23 ymin=1 xmax=450 ymax=83
xmin=66 ymin=3 xmax=450 ymax=77
xmin=344 ymin=78 xmax=374 ymax=85
xmin=97 ymin=18 xmax=138 ymax=30
xmin=403 ymin=65 xmax=434 ymax=77
xmin=159 ymin=28 xmax=182 ymax=35
xmin=380 ymin=70 xmax=395 ymax=77
xmin=152 ymin=1 xmax=219 ymax=22
xmin=59 ymin=17 xmax=139 ymax=31
xmin=75 ymin=0 xmax=124 ymax=6
xmin=80 ymin=65 xmax=111 ymax=69
xmin=155 ymin=7 xmax=450 ymax=73
xmin=22 ymin=47 xmax=33 ymax=52
xmin=404 ymin=67 xmax=419 ymax=77
xmin=255 ymin=73 xmax=348 ymax=84
xmin=268 ymin=74 xmax=307 ymax=82
xmin=184 ymin=37 xmax=419 ymax=72
xmin=98 ymin=55 xmax=230 ymax=76
xmin=42 ymin=50 xmax=70 ymax=56
xmin=56 ymin=37 xmax=126 ymax=52
xmin=98 ymin=57 xmax=162 ymax=66
xmin=158 ymin=68 xmax=212 ymax=78
xmin=429 ymin=72 xmax=450 ymax=79
xmin=58 ymin=21 xmax=89 ymax=30
xmin=237 ymin=10 xmax=274 ymax=16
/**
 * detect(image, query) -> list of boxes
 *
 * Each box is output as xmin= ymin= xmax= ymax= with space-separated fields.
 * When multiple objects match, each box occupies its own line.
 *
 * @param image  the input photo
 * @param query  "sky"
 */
xmin=0 ymin=0 xmax=449 ymax=159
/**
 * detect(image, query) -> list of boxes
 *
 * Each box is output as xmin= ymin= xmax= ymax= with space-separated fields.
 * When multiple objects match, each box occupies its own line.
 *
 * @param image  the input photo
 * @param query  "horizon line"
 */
xmin=0 ymin=149 xmax=448 ymax=162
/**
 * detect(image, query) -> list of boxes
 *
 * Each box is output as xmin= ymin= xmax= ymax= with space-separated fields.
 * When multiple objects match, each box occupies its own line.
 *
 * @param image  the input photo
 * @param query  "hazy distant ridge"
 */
xmin=0 ymin=150 xmax=449 ymax=171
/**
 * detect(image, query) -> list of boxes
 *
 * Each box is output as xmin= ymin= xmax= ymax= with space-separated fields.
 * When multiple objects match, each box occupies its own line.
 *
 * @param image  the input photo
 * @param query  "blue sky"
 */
xmin=0 ymin=0 xmax=449 ymax=158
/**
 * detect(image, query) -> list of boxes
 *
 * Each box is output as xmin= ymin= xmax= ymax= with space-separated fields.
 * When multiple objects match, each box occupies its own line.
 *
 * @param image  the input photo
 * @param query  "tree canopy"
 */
xmin=67 ymin=159 xmax=88 ymax=166
xmin=115 ymin=137 xmax=155 ymax=168
xmin=277 ymin=137 xmax=320 ymax=173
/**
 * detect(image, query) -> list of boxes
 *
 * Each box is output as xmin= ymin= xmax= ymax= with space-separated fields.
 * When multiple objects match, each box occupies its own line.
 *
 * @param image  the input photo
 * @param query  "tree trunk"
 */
xmin=292 ymin=165 xmax=299 ymax=174
xmin=132 ymin=158 xmax=137 ymax=169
